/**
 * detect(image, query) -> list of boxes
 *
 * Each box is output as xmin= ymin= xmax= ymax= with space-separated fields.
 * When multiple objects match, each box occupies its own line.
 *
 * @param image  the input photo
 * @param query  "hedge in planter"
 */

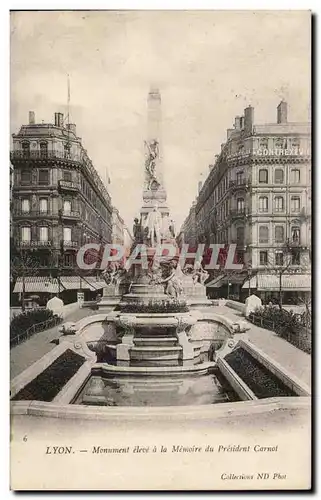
xmin=10 ymin=308 xmax=59 ymax=339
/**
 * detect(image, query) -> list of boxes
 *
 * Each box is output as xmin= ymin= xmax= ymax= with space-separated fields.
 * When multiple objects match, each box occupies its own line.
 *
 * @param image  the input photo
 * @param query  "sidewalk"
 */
xmin=10 ymin=306 xmax=99 ymax=379
xmin=206 ymin=305 xmax=311 ymax=388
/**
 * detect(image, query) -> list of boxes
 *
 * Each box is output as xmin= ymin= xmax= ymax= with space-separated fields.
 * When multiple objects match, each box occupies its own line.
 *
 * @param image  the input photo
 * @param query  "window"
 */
xmin=275 ymin=252 xmax=284 ymax=266
xmin=260 ymin=251 xmax=268 ymax=265
xmin=21 ymin=226 xmax=31 ymax=242
xmin=39 ymin=226 xmax=48 ymax=242
xmin=236 ymin=226 xmax=245 ymax=244
xmin=39 ymin=255 xmax=49 ymax=267
xmin=275 ymin=226 xmax=285 ymax=243
xmin=63 ymin=200 xmax=72 ymax=214
xmin=274 ymin=196 xmax=284 ymax=212
xmin=236 ymin=171 xmax=244 ymax=185
xmin=259 ymin=169 xmax=268 ymax=183
xmin=64 ymin=144 xmax=71 ymax=159
xmin=237 ymin=198 xmax=244 ymax=212
xmin=21 ymin=142 xmax=30 ymax=158
xmin=39 ymin=142 xmax=48 ymax=158
xmin=259 ymin=196 xmax=268 ymax=212
xmin=291 ymin=196 xmax=301 ymax=212
xmin=21 ymin=199 xmax=30 ymax=213
xmin=64 ymin=254 xmax=73 ymax=267
xmin=21 ymin=170 xmax=31 ymax=185
xmin=291 ymin=169 xmax=300 ymax=184
xmin=291 ymin=227 xmax=300 ymax=243
xmin=274 ymin=169 xmax=284 ymax=184
xmin=63 ymin=227 xmax=72 ymax=242
xmin=39 ymin=198 xmax=48 ymax=213
xmin=38 ymin=169 xmax=49 ymax=185
xmin=63 ymin=170 xmax=72 ymax=182
xmin=291 ymin=249 xmax=300 ymax=266
xmin=259 ymin=226 xmax=269 ymax=243
xmin=236 ymin=250 xmax=244 ymax=264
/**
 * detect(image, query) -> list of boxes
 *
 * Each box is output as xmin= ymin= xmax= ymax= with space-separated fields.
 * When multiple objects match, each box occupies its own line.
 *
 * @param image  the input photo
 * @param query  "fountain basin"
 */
xmin=73 ymin=367 xmax=238 ymax=407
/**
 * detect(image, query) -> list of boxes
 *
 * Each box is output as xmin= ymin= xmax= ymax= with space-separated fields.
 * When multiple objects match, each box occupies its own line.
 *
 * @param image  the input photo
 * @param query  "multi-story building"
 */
xmin=10 ymin=110 xmax=113 ymax=302
xmin=123 ymin=225 xmax=134 ymax=254
xmin=183 ymin=100 xmax=311 ymax=302
xmin=112 ymin=207 xmax=125 ymax=245
xmin=177 ymin=201 xmax=197 ymax=248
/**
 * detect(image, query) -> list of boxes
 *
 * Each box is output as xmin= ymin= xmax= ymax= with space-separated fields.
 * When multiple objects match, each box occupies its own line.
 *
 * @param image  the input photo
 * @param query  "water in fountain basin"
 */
xmin=73 ymin=369 xmax=239 ymax=407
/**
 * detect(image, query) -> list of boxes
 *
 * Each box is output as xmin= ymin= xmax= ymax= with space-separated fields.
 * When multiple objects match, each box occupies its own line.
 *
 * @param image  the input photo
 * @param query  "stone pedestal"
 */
xmin=181 ymin=275 xmax=212 ymax=307
xmin=244 ymin=294 xmax=262 ymax=317
xmin=97 ymin=284 xmax=122 ymax=310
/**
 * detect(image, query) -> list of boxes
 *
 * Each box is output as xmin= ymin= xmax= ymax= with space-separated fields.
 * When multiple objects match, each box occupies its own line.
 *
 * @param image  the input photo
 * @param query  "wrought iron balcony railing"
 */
xmin=16 ymin=240 xmax=52 ymax=248
xmin=58 ymin=180 xmax=81 ymax=191
xmin=62 ymin=240 xmax=79 ymax=248
xmin=229 ymin=208 xmax=248 ymax=218
xmin=229 ymin=179 xmax=251 ymax=190
xmin=59 ymin=210 xmax=80 ymax=219
xmin=10 ymin=150 xmax=82 ymax=162
xmin=13 ymin=209 xmax=58 ymax=217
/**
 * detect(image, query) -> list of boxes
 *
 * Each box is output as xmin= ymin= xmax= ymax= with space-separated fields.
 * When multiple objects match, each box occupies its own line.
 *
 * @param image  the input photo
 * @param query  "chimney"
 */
xmin=29 ymin=111 xmax=35 ymax=124
xmin=234 ymin=116 xmax=241 ymax=130
xmin=198 ymin=181 xmax=203 ymax=193
xmin=55 ymin=112 xmax=64 ymax=127
xmin=277 ymin=100 xmax=288 ymax=124
xmin=67 ymin=123 xmax=76 ymax=135
xmin=240 ymin=116 xmax=245 ymax=129
xmin=244 ymin=105 xmax=254 ymax=134
xmin=58 ymin=113 xmax=64 ymax=127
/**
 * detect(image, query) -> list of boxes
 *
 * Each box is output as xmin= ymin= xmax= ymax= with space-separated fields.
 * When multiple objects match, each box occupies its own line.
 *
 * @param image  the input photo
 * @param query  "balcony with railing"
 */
xmin=62 ymin=240 xmax=79 ymax=249
xmin=59 ymin=210 xmax=80 ymax=220
xmin=10 ymin=149 xmax=82 ymax=163
xmin=17 ymin=240 xmax=52 ymax=248
xmin=13 ymin=209 xmax=58 ymax=218
xmin=58 ymin=180 xmax=81 ymax=191
xmin=229 ymin=179 xmax=251 ymax=191
xmin=229 ymin=208 xmax=248 ymax=219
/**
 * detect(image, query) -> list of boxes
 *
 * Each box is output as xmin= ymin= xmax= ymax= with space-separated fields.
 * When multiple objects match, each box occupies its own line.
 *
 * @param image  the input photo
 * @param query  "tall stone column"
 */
xmin=141 ymin=88 xmax=169 ymax=221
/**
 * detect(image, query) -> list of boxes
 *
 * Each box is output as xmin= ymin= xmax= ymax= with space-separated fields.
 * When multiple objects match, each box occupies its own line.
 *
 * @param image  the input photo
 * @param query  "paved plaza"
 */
xmin=10 ymin=306 xmax=100 ymax=379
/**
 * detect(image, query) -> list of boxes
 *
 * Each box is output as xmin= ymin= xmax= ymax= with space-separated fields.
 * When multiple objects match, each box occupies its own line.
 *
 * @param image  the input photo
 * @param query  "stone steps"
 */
xmin=130 ymin=345 xmax=182 ymax=363
xmin=133 ymin=337 xmax=178 ymax=347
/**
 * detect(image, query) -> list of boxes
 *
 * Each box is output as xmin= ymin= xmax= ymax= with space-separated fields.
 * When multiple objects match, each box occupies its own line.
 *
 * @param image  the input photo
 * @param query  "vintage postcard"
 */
xmin=10 ymin=10 xmax=312 ymax=490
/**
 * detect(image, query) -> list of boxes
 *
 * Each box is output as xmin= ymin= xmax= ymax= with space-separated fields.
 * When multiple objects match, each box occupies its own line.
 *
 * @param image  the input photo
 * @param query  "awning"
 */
xmin=242 ymin=274 xmax=311 ymax=291
xmin=13 ymin=277 xmax=62 ymax=294
xmin=82 ymin=276 xmax=106 ymax=290
xmin=242 ymin=276 xmax=258 ymax=289
xmin=206 ymin=272 xmax=247 ymax=288
xmin=59 ymin=276 xmax=96 ymax=291
xmin=206 ymin=275 xmax=226 ymax=288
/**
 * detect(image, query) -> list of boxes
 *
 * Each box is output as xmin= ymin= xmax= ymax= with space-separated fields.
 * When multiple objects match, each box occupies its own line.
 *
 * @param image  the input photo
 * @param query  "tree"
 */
xmin=266 ymin=239 xmax=310 ymax=310
xmin=10 ymin=250 xmax=40 ymax=312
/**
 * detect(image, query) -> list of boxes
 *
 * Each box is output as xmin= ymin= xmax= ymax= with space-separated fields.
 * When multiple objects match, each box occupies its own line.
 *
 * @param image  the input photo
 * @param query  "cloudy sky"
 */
xmin=10 ymin=10 xmax=311 ymax=230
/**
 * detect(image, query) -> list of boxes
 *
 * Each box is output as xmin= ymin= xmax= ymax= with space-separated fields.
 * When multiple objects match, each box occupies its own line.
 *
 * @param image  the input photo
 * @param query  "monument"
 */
xmin=140 ymin=88 xmax=170 ymax=222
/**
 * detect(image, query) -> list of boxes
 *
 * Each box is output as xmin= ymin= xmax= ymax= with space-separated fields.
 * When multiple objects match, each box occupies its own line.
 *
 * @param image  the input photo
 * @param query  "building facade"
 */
xmin=177 ymin=201 xmax=197 ymax=249
xmin=182 ymin=101 xmax=311 ymax=302
xmin=10 ymin=111 xmax=113 ymax=301
xmin=112 ymin=207 xmax=125 ymax=245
